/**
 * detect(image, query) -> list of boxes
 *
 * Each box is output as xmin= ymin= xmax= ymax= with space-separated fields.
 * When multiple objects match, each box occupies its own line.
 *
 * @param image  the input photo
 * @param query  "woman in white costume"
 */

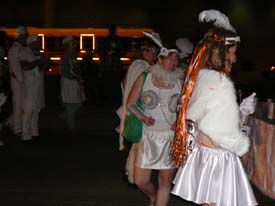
xmin=116 ymin=40 xmax=157 ymax=185
xmin=171 ymin=10 xmax=258 ymax=206
xmin=126 ymin=32 xmax=183 ymax=206
xmin=116 ymin=40 xmax=157 ymax=150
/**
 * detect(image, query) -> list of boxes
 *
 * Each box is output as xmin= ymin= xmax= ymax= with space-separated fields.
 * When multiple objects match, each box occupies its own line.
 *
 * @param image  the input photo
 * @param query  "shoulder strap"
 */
xmin=137 ymin=72 xmax=148 ymax=109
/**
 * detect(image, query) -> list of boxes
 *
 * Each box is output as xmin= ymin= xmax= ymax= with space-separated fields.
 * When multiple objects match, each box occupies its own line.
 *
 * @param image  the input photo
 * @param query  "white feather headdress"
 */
xmin=143 ymin=31 xmax=178 ymax=57
xmin=199 ymin=9 xmax=240 ymax=45
xmin=199 ymin=9 xmax=236 ymax=33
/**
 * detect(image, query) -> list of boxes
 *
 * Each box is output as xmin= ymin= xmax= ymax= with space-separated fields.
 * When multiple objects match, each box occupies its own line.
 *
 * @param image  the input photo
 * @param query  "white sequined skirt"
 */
xmin=171 ymin=144 xmax=258 ymax=206
xmin=135 ymin=128 xmax=176 ymax=170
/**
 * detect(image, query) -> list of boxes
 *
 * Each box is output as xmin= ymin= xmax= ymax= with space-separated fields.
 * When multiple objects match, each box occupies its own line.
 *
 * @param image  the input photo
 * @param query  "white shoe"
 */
xmin=21 ymin=135 xmax=32 ymax=141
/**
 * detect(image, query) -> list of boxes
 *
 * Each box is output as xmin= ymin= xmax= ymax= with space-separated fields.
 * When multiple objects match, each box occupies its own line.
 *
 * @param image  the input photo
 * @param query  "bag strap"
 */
xmin=137 ymin=72 xmax=148 ymax=109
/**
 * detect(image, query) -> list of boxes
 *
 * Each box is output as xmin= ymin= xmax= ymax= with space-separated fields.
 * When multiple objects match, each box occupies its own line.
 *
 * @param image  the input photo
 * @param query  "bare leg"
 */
xmin=134 ymin=166 xmax=156 ymax=202
xmin=156 ymin=168 xmax=176 ymax=206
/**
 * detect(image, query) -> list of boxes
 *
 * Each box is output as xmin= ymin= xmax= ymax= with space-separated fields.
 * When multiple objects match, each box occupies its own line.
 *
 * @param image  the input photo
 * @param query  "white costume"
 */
xmin=135 ymin=65 xmax=182 ymax=169
xmin=171 ymin=69 xmax=257 ymax=206
xmin=8 ymin=41 xmax=25 ymax=134
xmin=18 ymin=46 xmax=45 ymax=139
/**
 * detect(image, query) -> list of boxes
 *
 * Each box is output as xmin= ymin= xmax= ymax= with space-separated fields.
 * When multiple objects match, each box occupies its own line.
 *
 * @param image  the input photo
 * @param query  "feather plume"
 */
xmin=199 ymin=9 xmax=236 ymax=33
xmin=143 ymin=32 xmax=163 ymax=48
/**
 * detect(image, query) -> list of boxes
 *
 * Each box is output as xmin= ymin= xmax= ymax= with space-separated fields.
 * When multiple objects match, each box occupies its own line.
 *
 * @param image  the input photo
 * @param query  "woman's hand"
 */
xmin=142 ymin=116 xmax=155 ymax=126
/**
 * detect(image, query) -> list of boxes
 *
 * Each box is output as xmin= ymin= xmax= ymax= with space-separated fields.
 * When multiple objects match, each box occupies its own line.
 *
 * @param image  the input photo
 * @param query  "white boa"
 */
xmin=187 ymin=69 xmax=249 ymax=156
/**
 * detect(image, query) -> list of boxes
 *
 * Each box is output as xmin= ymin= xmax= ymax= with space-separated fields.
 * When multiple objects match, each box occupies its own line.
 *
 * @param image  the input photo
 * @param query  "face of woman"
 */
xmin=160 ymin=52 xmax=179 ymax=71
xmin=143 ymin=48 xmax=156 ymax=65
xmin=228 ymin=44 xmax=237 ymax=63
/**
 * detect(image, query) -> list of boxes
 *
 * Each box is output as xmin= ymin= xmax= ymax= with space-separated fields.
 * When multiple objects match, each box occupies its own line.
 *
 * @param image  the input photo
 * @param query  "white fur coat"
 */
xmin=187 ymin=69 xmax=249 ymax=156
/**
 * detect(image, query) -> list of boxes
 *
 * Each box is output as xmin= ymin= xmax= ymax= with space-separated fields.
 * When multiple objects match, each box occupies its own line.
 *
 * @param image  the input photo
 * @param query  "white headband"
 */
xmin=225 ymin=36 xmax=241 ymax=45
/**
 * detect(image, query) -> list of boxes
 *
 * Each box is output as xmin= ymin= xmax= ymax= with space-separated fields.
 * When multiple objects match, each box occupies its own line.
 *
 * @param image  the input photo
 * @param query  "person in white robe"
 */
xmin=8 ymin=26 xmax=29 ymax=135
xmin=18 ymin=34 xmax=48 ymax=140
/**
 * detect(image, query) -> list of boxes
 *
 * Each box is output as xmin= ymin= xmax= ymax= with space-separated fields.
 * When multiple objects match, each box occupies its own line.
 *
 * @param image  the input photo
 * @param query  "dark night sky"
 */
xmin=1 ymin=0 xmax=275 ymax=67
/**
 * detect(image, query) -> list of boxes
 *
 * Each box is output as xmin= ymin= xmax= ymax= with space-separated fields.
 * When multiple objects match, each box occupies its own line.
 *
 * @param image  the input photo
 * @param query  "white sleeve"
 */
xmin=8 ymin=46 xmax=23 ymax=82
xmin=198 ymin=82 xmax=250 ymax=157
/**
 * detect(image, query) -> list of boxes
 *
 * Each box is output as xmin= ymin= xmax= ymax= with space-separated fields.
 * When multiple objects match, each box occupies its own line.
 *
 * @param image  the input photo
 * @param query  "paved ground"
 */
xmin=0 ymin=104 xmax=274 ymax=206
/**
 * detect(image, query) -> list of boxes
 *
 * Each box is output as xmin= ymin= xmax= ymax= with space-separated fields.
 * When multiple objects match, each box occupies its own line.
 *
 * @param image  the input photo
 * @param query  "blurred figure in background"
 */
xmin=60 ymin=36 xmax=85 ymax=133
xmin=0 ymin=93 xmax=7 ymax=146
xmin=101 ymin=24 xmax=123 ymax=67
xmin=8 ymin=25 xmax=28 ymax=135
xmin=0 ymin=30 xmax=9 ymax=88
xmin=176 ymin=37 xmax=193 ymax=71
xmin=19 ymin=34 xmax=48 ymax=141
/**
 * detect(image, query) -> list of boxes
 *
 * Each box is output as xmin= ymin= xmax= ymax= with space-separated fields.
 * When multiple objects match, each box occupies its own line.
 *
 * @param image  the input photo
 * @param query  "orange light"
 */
xmin=4 ymin=57 xmax=7 ymax=60
xmin=271 ymin=66 xmax=275 ymax=71
xmin=120 ymin=57 xmax=130 ymax=61
xmin=50 ymin=57 xmax=61 ymax=61
xmin=77 ymin=57 xmax=83 ymax=61
xmin=48 ymin=68 xmax=52 ymax=72
xmin=80 ymin=50 xmax=86 ymax=53
xmin=92 ymin=57 xmax=100 ymax=61
xmin=38 ymin=34 xmax=45 ymax=50
xmin=80 ymin=34 xmax=95 ymax=50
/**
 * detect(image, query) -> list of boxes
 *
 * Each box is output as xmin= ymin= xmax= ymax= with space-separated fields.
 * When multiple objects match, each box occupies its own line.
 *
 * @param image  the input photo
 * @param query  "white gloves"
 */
xmin=239 ymin=92 xmax=256 ymax=125
xmin=240 ymin=92 xmax=256 ymax=116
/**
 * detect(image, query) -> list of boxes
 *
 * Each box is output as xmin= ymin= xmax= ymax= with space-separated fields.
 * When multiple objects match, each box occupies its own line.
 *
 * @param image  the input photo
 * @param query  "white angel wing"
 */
xmin=143 ymin=31 xmax=163 ymax=48
xmin=199 ymin=9 xmax=236 ymax=33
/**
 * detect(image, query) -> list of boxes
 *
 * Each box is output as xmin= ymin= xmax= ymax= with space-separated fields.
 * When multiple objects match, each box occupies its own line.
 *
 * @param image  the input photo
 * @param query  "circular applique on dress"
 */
xmin=141 ymin=90 xmax=159 ymax=110
xmin=168 ymin=94 xmax=181 ymax=113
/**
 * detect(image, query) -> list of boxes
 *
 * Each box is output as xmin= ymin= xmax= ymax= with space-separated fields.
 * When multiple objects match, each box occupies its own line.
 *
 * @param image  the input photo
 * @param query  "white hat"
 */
xmin=62 ymin=36 xmax=74 ymax=45
xmin=26 ymin=34 xmax=39 ymax=45
xmin=143 ymin=32 xmax=178 ymax=57
xmin=14 ymin=25 xmax=28 ymax=39
xmin=176 ymin=38 xmax=194 ymax=59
